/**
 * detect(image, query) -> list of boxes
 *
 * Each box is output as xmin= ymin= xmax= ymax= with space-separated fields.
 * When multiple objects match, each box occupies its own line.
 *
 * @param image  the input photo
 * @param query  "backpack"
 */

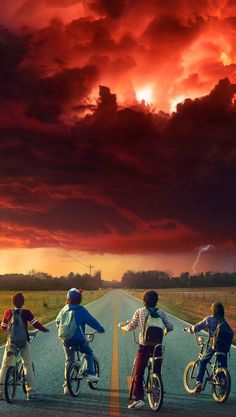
xmin=141 ymin=310 xmax=164 ymax=346
xmin=212 ymin=319 xmax=234 ymax=353
xmin=7 ymin=309 xmax=28 ymax=350
xmin=58 ymin=309 xmax=77 ymax=341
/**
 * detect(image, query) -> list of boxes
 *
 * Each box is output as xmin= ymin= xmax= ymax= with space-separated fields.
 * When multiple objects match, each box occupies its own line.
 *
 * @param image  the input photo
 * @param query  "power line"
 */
xmin=7 ymin=190 xmax=95 ymax=274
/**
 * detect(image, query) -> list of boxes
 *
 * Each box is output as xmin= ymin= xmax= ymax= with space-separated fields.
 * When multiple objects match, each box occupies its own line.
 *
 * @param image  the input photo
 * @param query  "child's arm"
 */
xmin=83 ymin=309 xmax=105 ymax=333
xmin=1 ymin=309 xmax=12 ymax=332
xmin=159 ymin=310 xmax=174 ymax=332
xmin=25 ymin=310 xmax=49 ymax=332
xmin=190 ymin=317 xmax=208 ymax=333
xmin=119 ymin=309 xmax=139 ymax=332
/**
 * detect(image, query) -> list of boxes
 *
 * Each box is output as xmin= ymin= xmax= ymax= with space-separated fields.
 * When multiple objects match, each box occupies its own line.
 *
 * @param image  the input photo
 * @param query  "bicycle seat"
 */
xmin=149 ymin=356 xmax=164 ymax=363
xmin=214 ymin=351 xmax=227 ymax=357
xmin=7 ymin=344 xmax=20 ymax=357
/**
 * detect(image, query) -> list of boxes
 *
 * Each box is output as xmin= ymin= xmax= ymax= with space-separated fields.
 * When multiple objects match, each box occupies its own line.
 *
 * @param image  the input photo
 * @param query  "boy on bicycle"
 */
xmin=0 ymin=292 xmax=49 ymax=401
xmin=56 ymin=288 xmax=105 ymax=395
xmin=119 ymin=290 xmax=174 ymax=409
xmin=186 ymin=301 xmax=232 ymax=394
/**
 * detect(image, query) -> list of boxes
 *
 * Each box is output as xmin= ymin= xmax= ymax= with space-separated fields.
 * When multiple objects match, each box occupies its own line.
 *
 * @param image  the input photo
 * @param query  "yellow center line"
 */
xmin=109 ymin=301 xmax=120 ymax=417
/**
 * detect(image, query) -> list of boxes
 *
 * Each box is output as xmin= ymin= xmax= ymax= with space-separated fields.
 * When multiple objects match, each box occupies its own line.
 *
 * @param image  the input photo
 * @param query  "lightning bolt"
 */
xmin=193 ymin=244 xmax=212 ymax=273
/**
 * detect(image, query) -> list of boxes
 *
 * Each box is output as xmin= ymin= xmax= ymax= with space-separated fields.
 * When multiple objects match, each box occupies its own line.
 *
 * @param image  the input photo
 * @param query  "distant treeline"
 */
xmin=0 ymin=270 xmax=102 ymax=291
xmin=1 ymin=270 xmax=236 ymax=291
xmin=121 ymin=270 xmax=236 ymax=288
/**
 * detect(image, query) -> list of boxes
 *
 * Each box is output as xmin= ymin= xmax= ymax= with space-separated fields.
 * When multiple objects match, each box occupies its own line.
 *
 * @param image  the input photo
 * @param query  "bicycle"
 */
xmin=183 ymin=328 xmax=231 ymax=403
xmin=66 ymin=332 xmax=100 ymax=397
xmin=4 ymin=331 xmax=38 ymax=403
xmin=128 ymin=329 xmax=165 ymax=412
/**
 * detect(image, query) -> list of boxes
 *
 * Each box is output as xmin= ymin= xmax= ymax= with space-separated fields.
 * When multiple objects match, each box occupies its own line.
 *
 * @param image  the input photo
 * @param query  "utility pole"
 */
xmin=87 ymin=264 xmax=94 ymax=276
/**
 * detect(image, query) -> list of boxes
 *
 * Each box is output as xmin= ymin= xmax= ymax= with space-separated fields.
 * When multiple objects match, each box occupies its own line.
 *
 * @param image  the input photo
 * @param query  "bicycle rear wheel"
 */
xmin=183 ymin=361 xmax=199 ymax=394
xmin=66 ymin=363 xmax=80 ymax=397
xmin=4 ymin=366 xmax=17 ymax=403
xmin=88 ymin=357 xmax=100 ymax=390
xmin=212 ymin=368 xmax=231 ymax=403
xmin=147 ymin=373 xmax=164 ymax=411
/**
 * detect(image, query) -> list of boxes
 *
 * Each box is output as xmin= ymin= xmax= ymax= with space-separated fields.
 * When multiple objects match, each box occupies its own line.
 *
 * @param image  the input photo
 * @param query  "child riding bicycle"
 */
xmin=118 ymin=290 xmax=174 ymax=409
xmin=0 ymin=292 xmax=49 ymax=401
xmin=185 ymin=301 xmax=233 ymax=394
xmin=56 ymin=288 xmax=105 ymax=395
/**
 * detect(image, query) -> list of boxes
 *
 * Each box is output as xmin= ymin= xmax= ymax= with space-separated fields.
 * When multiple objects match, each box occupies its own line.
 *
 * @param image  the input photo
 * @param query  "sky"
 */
xmin=0 ymin=0 xmax=236 ymax=280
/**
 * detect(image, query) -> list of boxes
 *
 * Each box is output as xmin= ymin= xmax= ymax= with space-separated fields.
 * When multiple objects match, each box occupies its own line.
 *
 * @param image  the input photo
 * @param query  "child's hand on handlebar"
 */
xmin=184 ymin=326 xmax=193 ymax=333
xmin=118 ymin=320 xmax=130 ymax=328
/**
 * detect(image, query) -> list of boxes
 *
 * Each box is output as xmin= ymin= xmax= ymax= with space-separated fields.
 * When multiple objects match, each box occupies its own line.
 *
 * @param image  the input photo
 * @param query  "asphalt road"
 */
xmin=0 ymin=290 xmax=235 ymax=417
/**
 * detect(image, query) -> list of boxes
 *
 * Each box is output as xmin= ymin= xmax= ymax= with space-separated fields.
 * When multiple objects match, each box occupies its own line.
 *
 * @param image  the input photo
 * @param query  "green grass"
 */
xmin=128 ymin=288 xmax=236 ymax=344
xmin=0 ymin=290 xmax=109 ymax=346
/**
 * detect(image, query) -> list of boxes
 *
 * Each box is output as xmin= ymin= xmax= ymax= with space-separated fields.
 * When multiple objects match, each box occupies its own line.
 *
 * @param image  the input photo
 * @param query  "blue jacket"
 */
xmin=56 ymin=304 xmax=104 ymax=345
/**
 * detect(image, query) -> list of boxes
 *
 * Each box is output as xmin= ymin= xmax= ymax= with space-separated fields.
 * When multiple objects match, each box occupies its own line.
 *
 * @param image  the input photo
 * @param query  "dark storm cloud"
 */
xmin=1 ymin=70 xmax=236 ymax=253
xmin=0 ymin=1 xmax=236 ymax=255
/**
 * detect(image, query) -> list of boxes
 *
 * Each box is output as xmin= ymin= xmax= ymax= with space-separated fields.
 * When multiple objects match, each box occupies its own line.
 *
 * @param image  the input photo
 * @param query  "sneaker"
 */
xmin=63 ymin=386 xmax=70 ymax=395
xmin=128 ymin=400 xmax=144 ymax=409
xmin=27 ymin=392 xmax=43 ymax=401
xmin=87 ymin=374 xmax=99 ymax=382
xmin=194 ymin=382 xmax=203 ymax=394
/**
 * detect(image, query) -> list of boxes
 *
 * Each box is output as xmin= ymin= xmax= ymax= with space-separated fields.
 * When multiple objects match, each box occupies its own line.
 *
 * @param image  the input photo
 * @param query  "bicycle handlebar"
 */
xmin=28 ymin=330 xmax=39 ymax=343
xmin=85 ymin=331 xmax=100 ymax=342
xmin=183 ymin=327 xmax=209 ymax=346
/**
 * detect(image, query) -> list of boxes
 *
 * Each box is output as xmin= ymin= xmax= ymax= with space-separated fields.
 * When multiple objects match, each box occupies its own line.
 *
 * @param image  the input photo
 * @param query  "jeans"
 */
xmin=132 ymin=344 xmax=162 ymax=401
xmin=63 ymin=341 xmax=95 ymax=384
xmin=0 ymin=341 xmax=37 ymax=393
xmin=196 ymin=347 xmax=227 ymax=383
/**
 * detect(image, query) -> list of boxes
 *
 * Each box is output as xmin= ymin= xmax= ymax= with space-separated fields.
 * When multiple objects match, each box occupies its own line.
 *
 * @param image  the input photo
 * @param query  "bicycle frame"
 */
xmin=131 ymin=330 xmax=165 ymax=379
xmin=10 ymin=330 xmax=38 ymax=376
xmin=187 ymin=332 xmax=228 ymax=391
xmin=4 ymin=330 xmax=38 ymax=403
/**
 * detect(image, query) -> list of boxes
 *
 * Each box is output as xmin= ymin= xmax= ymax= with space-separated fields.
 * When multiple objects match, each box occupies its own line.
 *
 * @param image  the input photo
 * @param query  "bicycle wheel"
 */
xmin=212 ymin=368 xmax=231 ymax=403
xmin=88 ymin=357 xmax=100 ymax=390
xmin=183 ymin=361 xmax=199 ymax=394
xmin=66 ymin=363 xmax=80 ymax=397
xmin=147 ymin=373 xmax=164 ymax=411
xmin=4 ymin=366 xmax=17 ymax=403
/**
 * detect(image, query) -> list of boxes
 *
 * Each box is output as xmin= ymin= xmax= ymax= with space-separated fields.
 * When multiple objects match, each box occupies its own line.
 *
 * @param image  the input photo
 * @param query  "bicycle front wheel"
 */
xmin=4 ymin=366 xmax=17 ymax=403
xmin=147 ymin=373 xmax=164 ymax=412
xmin=66 ymin=363 xmax=80 ymax=397
xmin=88 ymin=357 xmax=100 ymax=390
xmin=212 ymin=368 xmax=231 ymax=403
xmin=183 ymin=361 xmax=199 ymax=394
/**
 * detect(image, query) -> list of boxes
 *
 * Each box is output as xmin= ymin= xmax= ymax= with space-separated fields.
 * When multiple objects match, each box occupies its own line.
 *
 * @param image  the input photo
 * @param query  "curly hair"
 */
xmin=142 ymin=290 xmax=158 ymax=308
xmin=12 ymin=292 xmax=25 ymax=308
xmin=211 ymin=301 xmax=224 ymax=318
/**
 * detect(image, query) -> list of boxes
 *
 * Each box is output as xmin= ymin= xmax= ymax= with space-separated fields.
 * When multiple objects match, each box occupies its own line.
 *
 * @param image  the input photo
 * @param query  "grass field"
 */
xmin=0 ymin=289 xmax=109 ymax=346
xmin=128 ymin=287 xmax=236 ymax=344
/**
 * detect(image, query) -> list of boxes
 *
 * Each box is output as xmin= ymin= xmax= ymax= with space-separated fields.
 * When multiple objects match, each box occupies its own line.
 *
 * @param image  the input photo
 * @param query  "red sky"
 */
xmin=0 ymin=0 xmax=236 ymax=280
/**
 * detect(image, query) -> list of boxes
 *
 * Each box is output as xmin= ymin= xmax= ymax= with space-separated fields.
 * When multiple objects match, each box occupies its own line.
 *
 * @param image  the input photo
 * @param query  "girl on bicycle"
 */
xmin=119 ymin=290 xmax=174 ymax=409
xmin=56 ymin=288 xmax=105 ymax=395
xmin=186 ymin=301 xmax=232 ymax=394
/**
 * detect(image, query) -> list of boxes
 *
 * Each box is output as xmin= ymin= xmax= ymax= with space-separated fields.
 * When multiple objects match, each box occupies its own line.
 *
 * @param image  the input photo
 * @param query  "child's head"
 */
xmin=142 ymin=290 xmax=158 ymax=308
xmin=12 ymin=292 xmax=25 ymax=308
xmin=66 ymin=288 xmax=82 ymax=305
xmin=211 ymin=301 xmax=224 ymax=319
